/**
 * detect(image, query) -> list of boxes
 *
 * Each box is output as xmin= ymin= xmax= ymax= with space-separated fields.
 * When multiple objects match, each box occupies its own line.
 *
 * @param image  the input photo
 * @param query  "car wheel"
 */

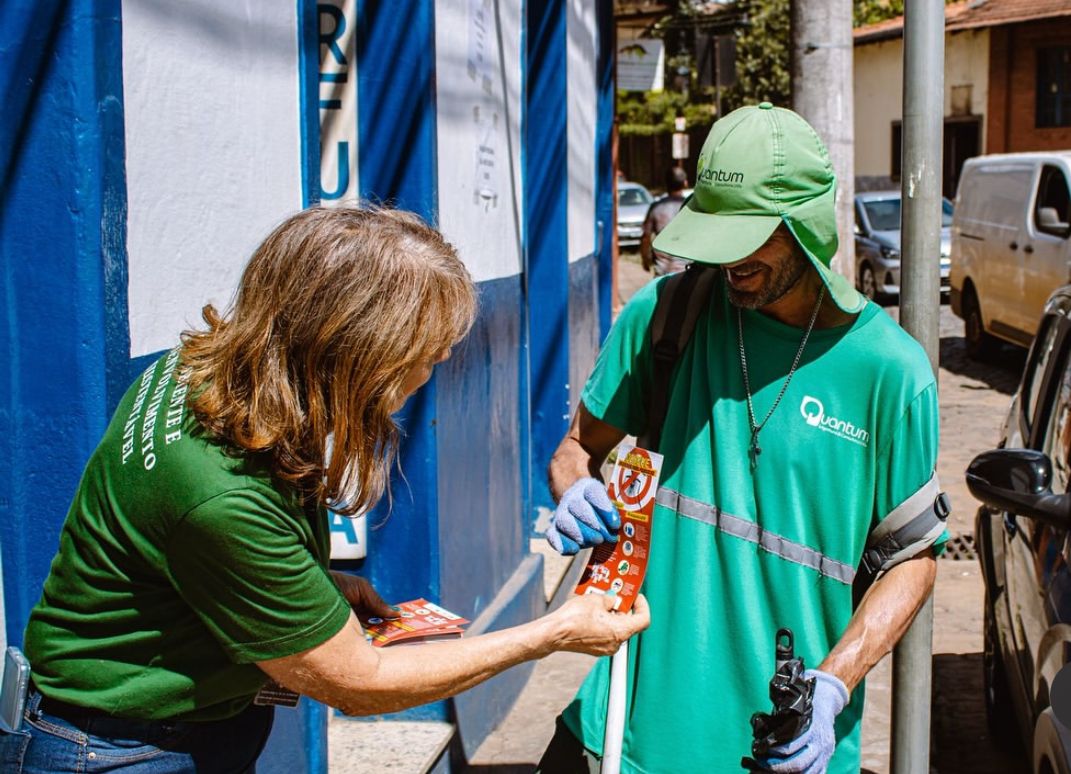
xmin=984 ymin=602 xmax=1023 ymax=752
xmin=859 ymin=263 xmax=879 ymax=302
xmin=963 ymin=287 xmax=998 ymax=360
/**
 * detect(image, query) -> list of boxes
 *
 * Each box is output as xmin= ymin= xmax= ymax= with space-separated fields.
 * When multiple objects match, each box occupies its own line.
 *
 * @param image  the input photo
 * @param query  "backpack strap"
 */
xmin=640 ymin=264 xmax=720 ymax=451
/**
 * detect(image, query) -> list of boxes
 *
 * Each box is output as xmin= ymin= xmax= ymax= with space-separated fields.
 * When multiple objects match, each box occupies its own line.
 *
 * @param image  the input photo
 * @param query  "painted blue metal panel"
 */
xmin=0 ymin=0 xmax=123 ymax=646
xmin=356 ymin=0 xmax=438 ymax=218
xmin=516 ymin=0 xmax=533 ymax=566
xmin=523 ymin=0 xmax=570 ymax=519
xmin=450 ymin=554 xmax=544 ymax=759
xmin=568 ymin=253 xmax=600 ymax=414
xmin=299 ymin=0 xmax=322 ymax=209
xmin=344 ymin=0 xmax=447 ymax=725
xmin=437 ymin=275 xmax=525 ymax=619
xmin=258 ymin=698 xmax=327 ymax=774
xmin=595 ymin=0 xmax=615 ymax=341
xmin=0 ymin=0 xmax=66 ymax=192
xmin=353 ymin=0 xmax=441 ymax=609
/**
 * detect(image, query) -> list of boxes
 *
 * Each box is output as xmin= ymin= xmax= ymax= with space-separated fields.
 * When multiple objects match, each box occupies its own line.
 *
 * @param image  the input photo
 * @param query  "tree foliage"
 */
xmin=724 ymin=0 xmax=791 ymax=113
xmin=854 ymin=0 xmax=905 ymax=27
xmin=615 ymin=0 xmax=946 ymax=135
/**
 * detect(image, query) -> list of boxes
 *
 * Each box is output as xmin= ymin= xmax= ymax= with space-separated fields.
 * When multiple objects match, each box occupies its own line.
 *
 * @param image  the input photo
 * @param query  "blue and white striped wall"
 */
xmin=0 ymin=0 xmax=614 ymax=769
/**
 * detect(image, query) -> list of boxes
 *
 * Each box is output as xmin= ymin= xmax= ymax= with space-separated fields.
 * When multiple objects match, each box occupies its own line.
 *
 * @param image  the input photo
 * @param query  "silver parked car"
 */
xmin=617 ymin=182 xmax=653 ymax=249
xmin=854 ymin=191 xmax=953 ymax=301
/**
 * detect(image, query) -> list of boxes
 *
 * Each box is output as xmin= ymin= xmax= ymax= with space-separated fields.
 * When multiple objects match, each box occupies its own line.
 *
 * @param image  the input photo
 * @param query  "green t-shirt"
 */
xmin=24 ymin=349 xmax=352 ymax=721
xmin=562 ymin=277 xmax=942 ymax=773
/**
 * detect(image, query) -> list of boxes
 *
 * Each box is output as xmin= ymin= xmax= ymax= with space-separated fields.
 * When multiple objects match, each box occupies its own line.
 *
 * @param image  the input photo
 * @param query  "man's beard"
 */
xmin=725 ymin=250 xmax=811 ymax=310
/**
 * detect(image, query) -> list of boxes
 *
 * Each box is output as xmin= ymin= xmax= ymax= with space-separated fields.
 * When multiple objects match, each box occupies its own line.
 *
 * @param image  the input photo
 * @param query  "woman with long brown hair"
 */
xmin=1 ymin=207 xmax=648 ymax=772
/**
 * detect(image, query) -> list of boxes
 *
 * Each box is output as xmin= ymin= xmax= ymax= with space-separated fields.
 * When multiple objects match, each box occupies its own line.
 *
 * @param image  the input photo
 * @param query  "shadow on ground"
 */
xmin=932 ymin=652 xmax=1029 ymax=774
xmin=939 ymin=336 xmax=1026 ymax=396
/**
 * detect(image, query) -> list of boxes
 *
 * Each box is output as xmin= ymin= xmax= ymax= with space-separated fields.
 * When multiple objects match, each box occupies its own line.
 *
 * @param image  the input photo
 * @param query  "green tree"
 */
xmin=725 ymin=0 xmax=791 ymax=113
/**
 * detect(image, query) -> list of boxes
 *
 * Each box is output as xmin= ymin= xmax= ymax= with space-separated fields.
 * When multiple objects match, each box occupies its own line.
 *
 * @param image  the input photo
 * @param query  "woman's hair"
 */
xmin=180 ymin=206 xmax=476 ymax=514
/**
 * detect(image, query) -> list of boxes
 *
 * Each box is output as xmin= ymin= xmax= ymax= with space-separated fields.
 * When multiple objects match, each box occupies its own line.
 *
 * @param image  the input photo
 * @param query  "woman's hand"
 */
xmin=545 ymin=593 xmax=651 ymax=656
xmin=330 ymin=572 xmax=397 ymax=620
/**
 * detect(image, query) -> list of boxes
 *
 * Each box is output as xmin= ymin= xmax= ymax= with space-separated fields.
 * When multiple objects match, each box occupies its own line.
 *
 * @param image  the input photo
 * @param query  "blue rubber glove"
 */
xmin=759 ymin=670 xmax=850 ymax=774
xmin=544 ymin=477 xmax=620 ymax=555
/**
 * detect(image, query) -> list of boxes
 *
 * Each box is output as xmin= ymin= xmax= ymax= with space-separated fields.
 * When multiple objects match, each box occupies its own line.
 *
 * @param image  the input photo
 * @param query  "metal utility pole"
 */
xmin=893 ymin=0 xmax=944 ymax=771
xmin=791 ymin=0 xmax=855 ymax=288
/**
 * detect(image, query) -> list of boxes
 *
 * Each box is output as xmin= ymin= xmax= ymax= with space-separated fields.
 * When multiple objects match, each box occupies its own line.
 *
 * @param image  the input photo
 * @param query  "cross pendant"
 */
xmin=749 ymin=431 xmax=762 ymax=467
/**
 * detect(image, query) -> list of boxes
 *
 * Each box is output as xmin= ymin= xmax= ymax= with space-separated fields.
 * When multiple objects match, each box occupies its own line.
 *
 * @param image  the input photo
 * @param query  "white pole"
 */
xmin=601 ymin=640 xmax=629 ymax=774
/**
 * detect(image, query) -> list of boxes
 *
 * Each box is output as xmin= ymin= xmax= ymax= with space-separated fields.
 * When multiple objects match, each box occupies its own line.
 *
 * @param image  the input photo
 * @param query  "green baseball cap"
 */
xmin=652 ymin=102 xmax=865 ymax=313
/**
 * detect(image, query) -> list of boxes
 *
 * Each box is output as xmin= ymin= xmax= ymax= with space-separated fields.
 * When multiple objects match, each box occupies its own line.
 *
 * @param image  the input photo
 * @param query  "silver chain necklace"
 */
xmin=737 ymin=285 xmax=826 ymax=468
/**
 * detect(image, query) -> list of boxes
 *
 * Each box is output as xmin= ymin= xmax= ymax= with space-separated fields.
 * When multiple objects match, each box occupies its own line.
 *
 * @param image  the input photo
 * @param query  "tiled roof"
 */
xmin=854 ymin=0 xmax=1071 ymax=44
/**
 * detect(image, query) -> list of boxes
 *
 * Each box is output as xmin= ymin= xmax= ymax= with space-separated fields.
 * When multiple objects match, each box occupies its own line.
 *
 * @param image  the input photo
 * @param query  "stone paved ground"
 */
xmin=464 ymin=252 xmax=1035 ymax=773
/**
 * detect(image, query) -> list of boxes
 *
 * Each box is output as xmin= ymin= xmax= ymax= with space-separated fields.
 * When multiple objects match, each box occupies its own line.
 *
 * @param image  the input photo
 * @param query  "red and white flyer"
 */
xmin=361 ymin=599 xmax=470 ymax=647
xmin=574 ymin=445 xmax=663 ymax=614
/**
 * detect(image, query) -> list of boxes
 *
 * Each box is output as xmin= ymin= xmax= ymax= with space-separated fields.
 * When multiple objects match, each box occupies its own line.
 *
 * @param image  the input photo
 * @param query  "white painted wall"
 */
xmin=853 ymin=29 xmax=989 ymax=178
xmin=434 ymin=0 xmax=523 ymax=284
xmin=567 ymin=0 xmax=597 ymax=263
xmin=122 ymin=1 xmax=304 ymax=357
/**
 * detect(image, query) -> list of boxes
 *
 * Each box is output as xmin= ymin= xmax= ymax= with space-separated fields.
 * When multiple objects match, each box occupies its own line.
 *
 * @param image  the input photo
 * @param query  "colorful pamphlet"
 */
xmin=574 ymin=445 xmax=663 ymax=614
xmin=361 ymin=598 xmax=470 ymax=647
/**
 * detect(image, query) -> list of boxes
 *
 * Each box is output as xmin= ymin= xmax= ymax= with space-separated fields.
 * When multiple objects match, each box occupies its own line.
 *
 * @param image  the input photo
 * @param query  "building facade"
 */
xmin=853 ymin=0 xmax=1071 ymax=198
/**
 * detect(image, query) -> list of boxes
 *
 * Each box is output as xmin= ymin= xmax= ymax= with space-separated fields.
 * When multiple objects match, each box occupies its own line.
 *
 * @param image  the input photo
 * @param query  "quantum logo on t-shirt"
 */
xmin=799 ymin=395 xmax=870 ymax=447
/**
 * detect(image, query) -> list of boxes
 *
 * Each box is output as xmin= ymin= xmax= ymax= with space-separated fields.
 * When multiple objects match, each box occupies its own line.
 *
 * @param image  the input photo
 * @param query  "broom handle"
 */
xmin=601 ymin=639 xmax=629 ymax=774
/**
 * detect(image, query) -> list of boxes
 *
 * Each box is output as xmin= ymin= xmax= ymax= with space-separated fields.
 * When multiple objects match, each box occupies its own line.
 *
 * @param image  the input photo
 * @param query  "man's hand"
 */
xmin=757 ymin=670 xmax=849 ymax=773
xmin=330 ymin=572 xmax=397 ymax=620
xmin=545 ymin=477 xmax=620 ymax=555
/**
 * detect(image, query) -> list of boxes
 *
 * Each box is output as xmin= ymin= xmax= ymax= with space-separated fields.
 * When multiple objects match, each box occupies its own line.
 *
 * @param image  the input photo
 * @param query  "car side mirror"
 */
xmin=966 ymin=448 xmax=1071 ymax=528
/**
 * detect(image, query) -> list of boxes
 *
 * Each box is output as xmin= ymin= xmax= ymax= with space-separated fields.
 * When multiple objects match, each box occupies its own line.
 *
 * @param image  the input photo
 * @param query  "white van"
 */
xmin=950 ymin=152 xmax=1071 ymax=358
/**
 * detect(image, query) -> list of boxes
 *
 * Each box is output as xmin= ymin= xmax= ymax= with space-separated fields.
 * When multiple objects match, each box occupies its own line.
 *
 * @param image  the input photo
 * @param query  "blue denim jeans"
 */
xmin=0 ymin=691 xmax=274 ymax=773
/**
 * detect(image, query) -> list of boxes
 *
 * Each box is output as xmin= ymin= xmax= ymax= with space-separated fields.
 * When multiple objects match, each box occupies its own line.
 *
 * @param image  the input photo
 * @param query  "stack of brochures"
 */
xmin=361 ymin=599 xmax=470 ymax=647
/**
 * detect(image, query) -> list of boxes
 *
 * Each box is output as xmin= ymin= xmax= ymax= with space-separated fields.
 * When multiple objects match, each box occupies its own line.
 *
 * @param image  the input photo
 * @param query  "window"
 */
xmin=1037 ymin=47 xmax=1071 ymax=128
xmin=859 ymin=196 xmax=955 ymax=232
xmin=618 ymin=187 xmax=651 ymax=207
xmin=1024 ymin=318 xmax=1060 ymax=432
xmin=1042 ymin=354 xmax=1071 ymax=494
xmin=1034 ymin=165 xmax=1071 ymax=239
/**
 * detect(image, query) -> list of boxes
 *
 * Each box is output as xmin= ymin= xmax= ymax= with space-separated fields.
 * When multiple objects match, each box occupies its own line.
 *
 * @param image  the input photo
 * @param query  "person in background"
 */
xmin=640 ymin=165 xmax=690 ymax=275
xmin=1 ymin=207 xmax=648 ymax=773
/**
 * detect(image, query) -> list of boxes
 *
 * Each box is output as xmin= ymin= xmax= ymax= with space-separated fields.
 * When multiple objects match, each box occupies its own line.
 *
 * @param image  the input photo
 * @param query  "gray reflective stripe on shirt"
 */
xmin=861 ymin=471 xmax=949 ymax=577
xmin=655 ymin=488 xmax=856 ymax=585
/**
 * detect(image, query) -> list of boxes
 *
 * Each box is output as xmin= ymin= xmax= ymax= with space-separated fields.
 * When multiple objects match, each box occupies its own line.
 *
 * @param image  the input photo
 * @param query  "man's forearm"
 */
xmin=818 ymin=549 xmax=937 ymax=692
xmin=548 ymin=436 xmax=602 ymax=501
xmin=547 ymin=404 xmax=626 ymax=501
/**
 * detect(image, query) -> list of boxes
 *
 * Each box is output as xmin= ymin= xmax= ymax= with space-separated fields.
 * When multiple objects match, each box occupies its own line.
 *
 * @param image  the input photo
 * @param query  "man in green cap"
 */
xmin=539 ymin=104 xmax=948 ymax=773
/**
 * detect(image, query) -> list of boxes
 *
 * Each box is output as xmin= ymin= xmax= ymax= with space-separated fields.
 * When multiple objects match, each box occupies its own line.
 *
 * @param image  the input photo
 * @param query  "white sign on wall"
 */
xmin=617 ymin=39 xmax=665 ymax=93
xmin=319 ymin=0 xmax=359 ymax=204
xmin=567 ymin=0 xmax=597 ymax=263
xmin=122 ymin=1 xmax=304 ymax=357
xmin=435 ymin=0 xmax=523 ymax=283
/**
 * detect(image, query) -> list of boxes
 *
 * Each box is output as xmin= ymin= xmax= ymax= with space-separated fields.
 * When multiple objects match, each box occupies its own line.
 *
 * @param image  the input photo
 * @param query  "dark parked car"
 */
xmin=617 ymin=182 xmax=653 ymax=248
xmin=854 ymin=191 xmax=953 ymax=301
xmin=971 ymin=285 xmax=1071 ymax=773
